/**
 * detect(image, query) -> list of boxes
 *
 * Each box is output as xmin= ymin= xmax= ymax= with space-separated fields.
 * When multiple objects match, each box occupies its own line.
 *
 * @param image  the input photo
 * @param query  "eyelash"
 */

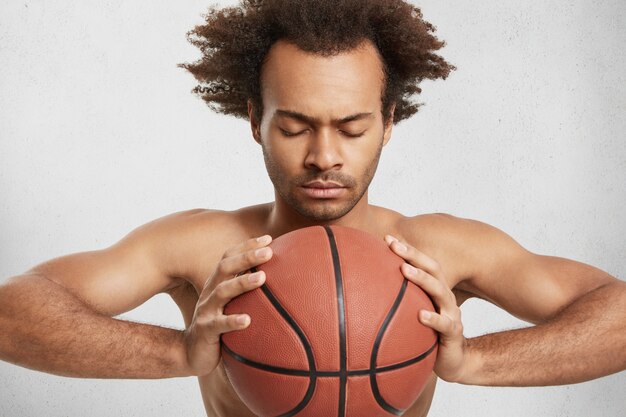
xmin=342 ymin=131 xmax=365 ymax=138
xmin=279 ymin=129 xmax=303 ymax=137
xmin=279 ymin=129 xmax=365 ymax=138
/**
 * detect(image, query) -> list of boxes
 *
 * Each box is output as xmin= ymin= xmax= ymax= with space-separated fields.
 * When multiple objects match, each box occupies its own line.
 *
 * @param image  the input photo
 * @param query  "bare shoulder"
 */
xmin=18 ymin=205 xmax=268 ymax=318
xmin=132 ymin=204 xmax=270 ymax=288
xmin=394 ymin=212 xmax=529 ymax=292
xmin=396 ymin=212 xmax=619 ymax=323
xmin=398 ymin=212 xmax=503 ymax=238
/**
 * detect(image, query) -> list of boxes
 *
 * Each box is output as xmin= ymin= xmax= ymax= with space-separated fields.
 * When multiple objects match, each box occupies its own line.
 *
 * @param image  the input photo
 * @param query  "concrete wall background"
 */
xmin=1 ymin=1 xmax=624 ymax=415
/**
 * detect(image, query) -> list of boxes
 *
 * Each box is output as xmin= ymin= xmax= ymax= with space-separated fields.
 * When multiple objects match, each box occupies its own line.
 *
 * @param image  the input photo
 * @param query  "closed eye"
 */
xmin=341 ymin=130 xmax=366 ymax=138
xmin=279 ymin=128 xmax=306 ymax=137
xmin=279 ymin=128 xmax=364 ymax=138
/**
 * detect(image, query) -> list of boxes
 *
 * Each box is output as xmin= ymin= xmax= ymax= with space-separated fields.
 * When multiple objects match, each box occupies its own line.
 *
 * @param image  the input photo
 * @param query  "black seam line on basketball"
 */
xmin=222 ymin=342 xmax=437 ymax=377
xmin=324 ymin=225 xmax=347 ymax=417
xmin=370 ymin=279 xmax=408 ymax=416
xmin=246 ymin=266 xmax=316 ymax=417
xmin=263 ymin=284 xmax=317 ymax=417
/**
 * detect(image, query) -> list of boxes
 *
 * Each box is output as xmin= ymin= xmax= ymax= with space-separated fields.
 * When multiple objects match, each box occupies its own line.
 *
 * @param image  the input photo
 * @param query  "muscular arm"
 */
xmin=403 ymin=214 xmax=625 ymax=387
xmin=448 ymin=216 xmax=626 ymax=386
xmin=0 ymin=274 xmax=188 ymax=378
xmin=0 ymin=211 xmax=201 ymax=379
xmin=464 ymin=278 xmax=626 ymax=386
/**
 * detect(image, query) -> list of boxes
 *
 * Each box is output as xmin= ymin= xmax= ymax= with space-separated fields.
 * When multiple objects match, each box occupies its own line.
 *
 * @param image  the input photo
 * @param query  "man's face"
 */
xmin=251 ymin=39 xmax=393 ymax=222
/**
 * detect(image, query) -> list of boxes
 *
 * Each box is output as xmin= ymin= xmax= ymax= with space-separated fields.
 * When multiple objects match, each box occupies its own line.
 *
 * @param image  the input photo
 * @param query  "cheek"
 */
xmin=262 ymin=137 xmax=302 ymax=173
xmin=345 ymin=136 xmax=383 ymax=165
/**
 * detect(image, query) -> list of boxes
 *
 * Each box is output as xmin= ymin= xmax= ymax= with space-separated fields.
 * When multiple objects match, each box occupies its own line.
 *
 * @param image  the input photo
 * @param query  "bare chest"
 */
xmin=170 ymin=213 xmax=461 ymax=416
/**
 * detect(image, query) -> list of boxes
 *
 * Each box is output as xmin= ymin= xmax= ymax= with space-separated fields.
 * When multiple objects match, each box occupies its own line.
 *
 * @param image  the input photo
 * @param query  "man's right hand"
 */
xmin=183 ymin=234 xmax=273 ymax=376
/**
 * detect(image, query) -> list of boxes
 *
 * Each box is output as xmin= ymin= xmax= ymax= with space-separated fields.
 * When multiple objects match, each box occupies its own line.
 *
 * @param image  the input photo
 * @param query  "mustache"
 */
xmin=294 ymin=171 xmax=357 ymax=188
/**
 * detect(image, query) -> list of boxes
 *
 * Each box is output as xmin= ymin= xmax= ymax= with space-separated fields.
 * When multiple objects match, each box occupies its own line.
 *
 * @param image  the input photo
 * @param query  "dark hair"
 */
xmin=179 ymin=0 xmax=454 ymax=124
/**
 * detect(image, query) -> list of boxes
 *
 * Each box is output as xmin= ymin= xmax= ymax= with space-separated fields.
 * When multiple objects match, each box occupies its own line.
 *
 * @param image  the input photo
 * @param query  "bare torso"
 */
xmin=166 ymin=203 xmax=472 ymax=417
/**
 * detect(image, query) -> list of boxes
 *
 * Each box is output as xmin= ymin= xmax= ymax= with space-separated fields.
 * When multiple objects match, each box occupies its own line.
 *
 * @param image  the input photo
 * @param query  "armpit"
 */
xmin=452 ymin=287 xmax=474 ymax=306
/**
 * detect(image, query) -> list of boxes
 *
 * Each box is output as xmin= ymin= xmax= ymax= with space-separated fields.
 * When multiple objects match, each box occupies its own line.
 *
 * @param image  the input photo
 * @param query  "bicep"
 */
xmin=26 ymin=222 xmax=182 ymax=317
xmin=450 ymin=218 xmax=616 ymax=324
xmin=470 ymin=254 xmax=615 ymax=324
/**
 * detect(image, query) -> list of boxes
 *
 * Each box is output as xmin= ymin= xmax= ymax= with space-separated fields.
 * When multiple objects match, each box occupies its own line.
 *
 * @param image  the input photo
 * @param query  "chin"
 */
xmin=290 ymin=199 xmax=356 ymax=222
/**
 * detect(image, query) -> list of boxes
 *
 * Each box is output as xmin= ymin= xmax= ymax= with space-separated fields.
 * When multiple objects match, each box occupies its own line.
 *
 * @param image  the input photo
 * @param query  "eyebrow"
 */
xmin=275 ymin=109 xmax=374 ymax=124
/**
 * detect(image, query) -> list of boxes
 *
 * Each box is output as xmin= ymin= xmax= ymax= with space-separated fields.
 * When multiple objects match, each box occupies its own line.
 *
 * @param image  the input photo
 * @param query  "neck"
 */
xmin=264 ymin=190 xmax=374 ymax=238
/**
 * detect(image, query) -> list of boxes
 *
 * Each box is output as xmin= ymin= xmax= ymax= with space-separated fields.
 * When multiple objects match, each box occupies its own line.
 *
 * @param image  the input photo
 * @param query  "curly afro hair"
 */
xmin=179 ymin=0 xmax=454 ymax=124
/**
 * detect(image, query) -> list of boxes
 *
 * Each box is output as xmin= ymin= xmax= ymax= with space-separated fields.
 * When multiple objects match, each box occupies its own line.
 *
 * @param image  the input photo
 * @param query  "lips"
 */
xmin=302 ymin=180 xmax=345 ymax=188
xmin=301 ymin=181 xmax=347 ymax=199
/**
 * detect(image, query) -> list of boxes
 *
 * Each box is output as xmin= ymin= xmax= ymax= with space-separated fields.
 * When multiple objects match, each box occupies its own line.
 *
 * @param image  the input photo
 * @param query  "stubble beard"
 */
xmin=262 ymin=140 xmax=383 ymax=222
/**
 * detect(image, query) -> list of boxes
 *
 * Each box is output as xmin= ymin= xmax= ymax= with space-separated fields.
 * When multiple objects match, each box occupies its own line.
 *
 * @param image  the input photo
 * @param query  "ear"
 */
xmin=382 ymin=103 xmax=396 ymax=146
xmin=248 ymin=99 xmax=262 ymax=145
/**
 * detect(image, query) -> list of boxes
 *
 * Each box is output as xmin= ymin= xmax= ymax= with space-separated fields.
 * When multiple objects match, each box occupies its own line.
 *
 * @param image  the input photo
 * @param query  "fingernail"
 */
xmin=248 ymin=271 xmax=264 ymax=284
xmin=255 ymin=247 xmax=270 ymax=258
xmin=256 ymin=235 xmax=271 ymax=244
xmin=237 ymin=315 xmax=250 ymax=325
xmin=403 ymin=263 xmax=418 ymax=275
xmin=395 ymin=242 xmax=407 ymax=252
xmin=421 ymin=310 xmax=431 ymax=320
xmin=385 ymin=235 xmax=398 ymax=245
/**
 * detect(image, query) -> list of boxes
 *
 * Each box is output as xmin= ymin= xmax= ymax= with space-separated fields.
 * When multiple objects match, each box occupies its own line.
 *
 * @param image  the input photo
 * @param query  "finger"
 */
xmin=385 ymin=235 xmax=440 ymax=276
xmin=419 ymin=310 xmax=463 ymax=339
xmin=401 ymin=263 xmax=456 ymax=311
xmin=216 ymin=245 xmax=273 ymax=281
xmin=202 ymin=313 xmax=252 ymax=340
xmin=207 ymin=271 xmax=266 ymax=311
xmin=223 ymin=235 xmax=272 ymax=259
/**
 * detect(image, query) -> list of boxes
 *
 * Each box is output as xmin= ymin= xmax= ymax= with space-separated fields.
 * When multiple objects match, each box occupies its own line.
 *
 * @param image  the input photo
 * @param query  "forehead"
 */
xmin=260 ymin=40 xmax=386 ymax=120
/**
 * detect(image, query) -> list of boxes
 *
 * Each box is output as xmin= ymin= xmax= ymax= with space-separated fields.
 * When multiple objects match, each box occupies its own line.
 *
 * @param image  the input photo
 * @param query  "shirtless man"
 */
xmin=1 ymin=1 xmax=625 ymax=416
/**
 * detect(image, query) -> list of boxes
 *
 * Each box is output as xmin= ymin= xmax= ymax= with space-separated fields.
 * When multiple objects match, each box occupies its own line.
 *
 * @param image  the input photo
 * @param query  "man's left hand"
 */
xmin=385 ymin=235 xmax=469 ymax=383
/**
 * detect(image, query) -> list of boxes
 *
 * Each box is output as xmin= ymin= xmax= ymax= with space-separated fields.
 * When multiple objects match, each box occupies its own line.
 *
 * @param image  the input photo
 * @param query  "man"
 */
xmin=0 ymin=0 xmax=624 ymax=416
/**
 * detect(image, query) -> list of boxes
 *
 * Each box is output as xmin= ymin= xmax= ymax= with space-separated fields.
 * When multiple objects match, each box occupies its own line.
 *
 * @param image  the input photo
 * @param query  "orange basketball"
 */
xmin=221 ymin=225 xmax=438 ymax=417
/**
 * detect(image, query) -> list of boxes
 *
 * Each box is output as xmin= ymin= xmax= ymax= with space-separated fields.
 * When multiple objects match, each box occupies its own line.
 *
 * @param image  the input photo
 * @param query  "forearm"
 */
xmin=459 ymin=281 xmax=626 ymax=386
xmin=0 ymin=274 xmax=192 ymax=379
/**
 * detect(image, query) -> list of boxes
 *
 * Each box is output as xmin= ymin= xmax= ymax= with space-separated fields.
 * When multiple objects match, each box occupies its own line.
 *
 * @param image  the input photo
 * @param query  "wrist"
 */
xmin=172 ymin=329 xmax=196 ymax=377
xmin=453 ymin=337 xmax=484 ymax=385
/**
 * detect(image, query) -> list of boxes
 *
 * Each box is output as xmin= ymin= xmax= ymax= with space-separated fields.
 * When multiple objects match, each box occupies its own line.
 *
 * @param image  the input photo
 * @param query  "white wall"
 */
xmin=1 ymin=1 xmax=624 ymax=416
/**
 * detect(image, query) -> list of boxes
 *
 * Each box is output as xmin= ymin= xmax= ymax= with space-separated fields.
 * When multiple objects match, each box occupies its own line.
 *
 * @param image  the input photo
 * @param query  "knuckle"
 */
xmin=224 ymin=241 xmax=246 ymax=259
xmin=245 ymin=249 xmax=258 ymax=265
xmin=432 ymin=282 xmax=446 ymax=298
xmin=216 ymin=259 xmax=229 ymax=275
xmin=209 ymin=316 xmax=226 ymax=332
xmin=227 ymin=314 xmax=247 ymax=329
xmin=228 ymin=315 xmax=241 ymax=327
xmin=219 ymin=315 xmax=236 ymax=333
xmin=238 ymin=274 xmax=251 ymax=289
xmin=200 ymin=316 xmax=220 ymax=333
xmin=213 ymin=282 xmax=230 ymax=300
xmin=249 ymin=236 xmax=263 ymax=248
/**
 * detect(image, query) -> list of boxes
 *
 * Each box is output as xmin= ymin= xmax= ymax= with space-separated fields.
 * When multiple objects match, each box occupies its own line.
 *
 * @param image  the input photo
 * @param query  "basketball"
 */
xmin=221 ymin=225 xmax=438 ymax=416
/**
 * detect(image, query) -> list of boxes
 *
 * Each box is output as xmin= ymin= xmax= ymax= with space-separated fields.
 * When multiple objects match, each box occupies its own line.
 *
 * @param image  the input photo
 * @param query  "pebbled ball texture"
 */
xmin=222 ymin=225 xmax=438 ymax=417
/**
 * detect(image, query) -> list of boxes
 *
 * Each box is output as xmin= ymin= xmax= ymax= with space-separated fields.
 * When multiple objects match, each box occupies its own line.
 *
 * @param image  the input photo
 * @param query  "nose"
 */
xmin=303 ymin=130 xmax=343 ymax=171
